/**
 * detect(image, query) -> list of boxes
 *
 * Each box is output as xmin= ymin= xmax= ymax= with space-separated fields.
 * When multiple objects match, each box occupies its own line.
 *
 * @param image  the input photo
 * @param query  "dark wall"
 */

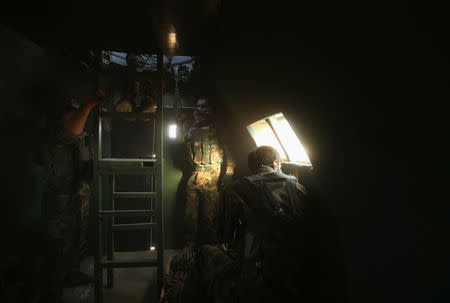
xmin=0 ymin=24 xmax=96 ymax=244
xmin=195 ymin=3 xmax=449 ymax=302
xmin=162 ymin=103 xmax=185 ymax=248
xmin=1 ymin=25 xmax=46 ymax=228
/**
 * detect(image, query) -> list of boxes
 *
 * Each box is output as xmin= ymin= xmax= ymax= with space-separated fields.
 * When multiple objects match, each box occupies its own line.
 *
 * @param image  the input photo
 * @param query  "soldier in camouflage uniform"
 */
xmin=161 ymin=146 xmax=309 ymax=303
xmin=160 ymin=98 xmax=234 ymax=303
xmin=160 ymin=250 xmax=200 ymax=303
xmin=40 ymin=90 xmax=104 ymax=302
xmin=197 ymin=145 xmax=311 ymax=303
xmin=183 ymin=97 xmax=234 ymax=248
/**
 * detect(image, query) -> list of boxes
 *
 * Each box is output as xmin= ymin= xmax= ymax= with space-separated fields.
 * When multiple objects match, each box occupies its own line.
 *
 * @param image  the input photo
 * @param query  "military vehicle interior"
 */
xmin=1 ymin=1 xmax=449 ymax=303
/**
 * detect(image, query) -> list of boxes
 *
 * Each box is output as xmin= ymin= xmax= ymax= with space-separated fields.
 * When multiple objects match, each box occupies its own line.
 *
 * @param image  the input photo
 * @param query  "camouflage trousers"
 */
xmin=160 ymin=250 xmax=199 ymax=303
xmin=185 ymin=166 xmax=221 ymax=246
xmin=44 ymin=178 xmax=91 ymax=273
xmin=160 ymin=245 xmax=238 ymax=303
xmin=198 ymin=245 xmax=293 ymax=303
xmin=197 ymin=245 xmax=239 ymax=302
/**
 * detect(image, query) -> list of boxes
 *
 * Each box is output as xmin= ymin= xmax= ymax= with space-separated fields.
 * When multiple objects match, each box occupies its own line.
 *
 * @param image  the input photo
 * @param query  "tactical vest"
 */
xmin=186 ymin=126 xmax=224 ymax=166
xmin=244 ymin=171 xmax=300 ymax=216
xmin=239 ymin=171 xmax=302 ymax=293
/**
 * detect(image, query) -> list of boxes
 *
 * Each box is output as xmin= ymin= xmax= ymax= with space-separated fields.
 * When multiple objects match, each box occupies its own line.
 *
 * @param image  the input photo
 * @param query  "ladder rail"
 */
xmin=155 ymin=52 xmax=165 ymax=297
xmin=100 ymin=209 xmax=160 ymax=217
xmin=94 ymin=56 xmax=104 ymax=301
xmin=106 ymin=174 xmax=115 ymax=288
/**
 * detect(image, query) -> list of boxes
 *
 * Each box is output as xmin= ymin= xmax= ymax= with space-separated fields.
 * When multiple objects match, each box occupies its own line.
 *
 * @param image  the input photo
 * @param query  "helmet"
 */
xmin=114 ymin=97 xmax=136 ymax=122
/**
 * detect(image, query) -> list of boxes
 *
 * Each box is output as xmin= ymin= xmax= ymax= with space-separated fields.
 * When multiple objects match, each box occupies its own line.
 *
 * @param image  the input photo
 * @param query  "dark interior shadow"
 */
xmin=170 ymin=141 xmax=191 ymax=248
xmin=140 ymin=274 xmax=159 ymax=303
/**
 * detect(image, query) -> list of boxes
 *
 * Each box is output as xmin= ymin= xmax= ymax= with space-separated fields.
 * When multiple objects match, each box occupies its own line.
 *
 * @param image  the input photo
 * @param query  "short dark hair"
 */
xmin=254 ymin=146 xmax=281 ymax=168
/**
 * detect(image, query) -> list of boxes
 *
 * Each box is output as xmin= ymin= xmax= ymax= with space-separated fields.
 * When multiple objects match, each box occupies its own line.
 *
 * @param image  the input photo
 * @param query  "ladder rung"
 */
xmin=99 ymin=158 xmax=157 ymax=163
xmin=97 ymin=158 xmax=157 ymax=174
xmin=112 ymin=222 xmax=157 ymax=231
xmin=100 ymin=210 xmax=159 ymax=217
xmin=98 ymin=168 xmax=155 ymax=175
xmin=113 ymin=192 xmax=157 ymax=198
xmin=100 ymin=259 xmax=159 ymax=268
xmin=99 ymin=112 xmax=157 ymax=119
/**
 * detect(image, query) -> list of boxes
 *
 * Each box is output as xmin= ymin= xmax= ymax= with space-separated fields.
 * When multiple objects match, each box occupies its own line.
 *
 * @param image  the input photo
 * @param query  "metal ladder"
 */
xmin=93 ymin=54 xmax=165 ymax=303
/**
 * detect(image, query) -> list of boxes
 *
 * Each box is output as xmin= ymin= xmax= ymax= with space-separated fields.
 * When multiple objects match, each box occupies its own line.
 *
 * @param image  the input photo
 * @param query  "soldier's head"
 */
xmin=254 ymin=145 xmax=282 ymax=172
xmin=195 ymin=97 xmax=209 ymax=107
xmin=193 ymin=96 xmax=212 ymax=124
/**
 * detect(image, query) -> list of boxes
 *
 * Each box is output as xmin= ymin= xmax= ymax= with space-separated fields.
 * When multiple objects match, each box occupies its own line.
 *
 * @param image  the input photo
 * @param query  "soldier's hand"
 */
xmin=177 ymin=113 xmax=187 ymax=122
xmin=86 ymin=89 xmax=105 ymax=107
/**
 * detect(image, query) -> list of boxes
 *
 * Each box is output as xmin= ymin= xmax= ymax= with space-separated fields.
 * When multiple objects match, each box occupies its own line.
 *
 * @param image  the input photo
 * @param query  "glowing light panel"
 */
xmin=247 ymin=113 xmax=312 ymax=166
xmin=269 ymin=114 xmax=311 ymax=165
xmin=168 ymin=124 xmax=177 ymax=139
xmin=247 ymin=120 xmax=287 ymax=160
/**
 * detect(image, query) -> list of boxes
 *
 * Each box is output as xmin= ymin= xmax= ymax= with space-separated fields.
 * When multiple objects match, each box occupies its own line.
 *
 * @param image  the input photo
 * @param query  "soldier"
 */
xmin=183 ymin=97 xmax=234 ymax=249
xmin=40 ymin=89 xmax=105 ymax=302
xmin=159 ymin=97 xmax=234 ymax=303
xmin=161 ymin=146 xmax=311 ymax=303
xmin=204 ymin=145 xmax=311 ymax=302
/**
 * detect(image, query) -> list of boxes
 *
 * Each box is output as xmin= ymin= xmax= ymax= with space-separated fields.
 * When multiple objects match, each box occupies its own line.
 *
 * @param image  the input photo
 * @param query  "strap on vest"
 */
xmin=286 ymin=178 xmax=300 ymax=210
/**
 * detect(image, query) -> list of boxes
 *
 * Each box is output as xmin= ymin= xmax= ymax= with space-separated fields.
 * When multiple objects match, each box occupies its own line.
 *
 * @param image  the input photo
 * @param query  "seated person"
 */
xmin=161 ymin=145 xmax=311 ymax=303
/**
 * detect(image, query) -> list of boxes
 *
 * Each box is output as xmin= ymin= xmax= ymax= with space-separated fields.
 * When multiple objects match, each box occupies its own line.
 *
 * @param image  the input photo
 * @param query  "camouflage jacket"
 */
xmin=43 ymin=119 xmax=92 ymax=239
xmin=218 ymin=166 xmax=308 ymax=256
xmin=44 ymin=119 xmax=92 ymax=193
xmin=216 ymin=166 xmax=311 ymax=300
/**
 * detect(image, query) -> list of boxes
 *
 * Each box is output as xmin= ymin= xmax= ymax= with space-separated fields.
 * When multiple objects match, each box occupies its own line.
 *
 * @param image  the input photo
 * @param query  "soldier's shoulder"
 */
xmin=225 ymin=177 xmax=253 ymax=194
xmin=277 ymin=171 xmax=298 ymax=181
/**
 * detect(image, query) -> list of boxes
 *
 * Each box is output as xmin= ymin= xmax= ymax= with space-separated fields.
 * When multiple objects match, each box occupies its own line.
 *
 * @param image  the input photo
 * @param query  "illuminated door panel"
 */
xmin=247 ymin=113 xmax=312 ymax=166
xmin=247 ymin=120 xmax=287 ymax=160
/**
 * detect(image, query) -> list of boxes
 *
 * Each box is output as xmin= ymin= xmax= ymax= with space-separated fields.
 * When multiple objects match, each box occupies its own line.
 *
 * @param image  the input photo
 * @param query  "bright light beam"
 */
xmin=168 ymin=124 xmax=177 ymax=139
xmin=247 ymin=113 xmax=312 ymax=166
xmin=270 ymin=114 xmax=312 ymax=165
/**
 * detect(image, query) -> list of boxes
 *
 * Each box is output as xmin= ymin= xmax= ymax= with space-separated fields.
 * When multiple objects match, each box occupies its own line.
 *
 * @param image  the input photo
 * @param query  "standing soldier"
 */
xmin=160 ymin=96 xmax=234 ymax=303
xmin=183 ymin=97 xmax=234 ymax=249
xmin=40 ymin=90 xmax=105 ymax=302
